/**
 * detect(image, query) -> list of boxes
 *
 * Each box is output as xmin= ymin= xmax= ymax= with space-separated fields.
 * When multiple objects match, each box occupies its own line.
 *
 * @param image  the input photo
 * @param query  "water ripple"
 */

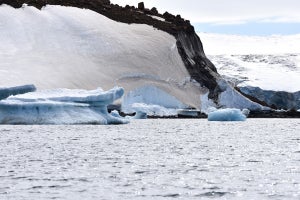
xmin=0 ymin=119 xmax=299 ymax=199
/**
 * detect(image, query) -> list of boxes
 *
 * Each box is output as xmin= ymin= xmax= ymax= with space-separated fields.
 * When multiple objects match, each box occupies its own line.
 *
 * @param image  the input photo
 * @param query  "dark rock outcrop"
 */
xmin=248 ymin=109 xmax=300 ymax=118
xmin=239 ymin=86 xmax=300 ymax=110
xmin=138 ymin=2 xmax=144 ymax=10
xmin=0 ymin=0 xmax=220 ymax=99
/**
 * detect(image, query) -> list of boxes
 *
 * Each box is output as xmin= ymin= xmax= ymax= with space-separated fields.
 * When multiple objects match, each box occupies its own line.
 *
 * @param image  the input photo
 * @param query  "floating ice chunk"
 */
xmin=110 ymin=110 xmax=123 ymax=118
xmin=242 ymin=108 xmax=250 ymax=116
xmin=131 ymin=111 xmax=147 ymax=119
xmin=125 ymin=111 xmax=147 ymax=120
xmin=207 ymin=108 xmax=248 ymax=121
xmin=0 ymin=87 xmax=128 ymax=125
xmin=0 ymin=84 xmax=36 ymax=100
xmin=131 ymin=103 xmax=177 ymax=117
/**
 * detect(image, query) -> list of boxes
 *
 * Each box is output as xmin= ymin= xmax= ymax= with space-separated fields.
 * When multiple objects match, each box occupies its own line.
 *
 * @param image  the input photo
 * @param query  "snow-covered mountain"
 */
xmin=199 ymin=33 xmax=300 ymax=110
xmin=0 ymin=1 xmax=266 ymax=116
xmin=0 ymin=4 xmax=202 ymax=110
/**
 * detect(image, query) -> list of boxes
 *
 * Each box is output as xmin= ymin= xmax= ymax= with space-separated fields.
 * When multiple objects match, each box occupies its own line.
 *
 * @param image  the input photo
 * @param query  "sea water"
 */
xmin=0 ymin=119 xmax=299 ymax=200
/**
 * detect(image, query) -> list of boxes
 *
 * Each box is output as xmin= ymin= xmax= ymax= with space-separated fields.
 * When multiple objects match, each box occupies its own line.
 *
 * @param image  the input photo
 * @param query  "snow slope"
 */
xmin=199 ymin=33 xmax=300 ymax=93
xmin=0 ymin=5 xmax=200 ymax=109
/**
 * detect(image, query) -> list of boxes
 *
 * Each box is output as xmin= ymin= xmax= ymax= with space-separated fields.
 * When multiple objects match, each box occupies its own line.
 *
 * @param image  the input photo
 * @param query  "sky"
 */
xmin=110 ymin=0 xmax=300 ymax=35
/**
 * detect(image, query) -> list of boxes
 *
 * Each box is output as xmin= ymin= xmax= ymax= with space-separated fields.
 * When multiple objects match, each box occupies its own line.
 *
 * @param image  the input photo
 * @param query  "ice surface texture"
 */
xmin=0 ymin=86 xmax=128 ymax=125
xmin=207 ymin=108 xmax=248 ymax=121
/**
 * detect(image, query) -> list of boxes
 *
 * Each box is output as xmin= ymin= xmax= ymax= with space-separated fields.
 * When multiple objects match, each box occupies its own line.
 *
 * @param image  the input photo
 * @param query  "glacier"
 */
xmin=199 ymin=32 xmax=300 ymax=110
xmin=0 ymin=86 xmax=129 ymax=125
xmin=200 ymin=80 xmax=266 ymax=114
xmin=199 ymin=32 xmax=300 ymax=92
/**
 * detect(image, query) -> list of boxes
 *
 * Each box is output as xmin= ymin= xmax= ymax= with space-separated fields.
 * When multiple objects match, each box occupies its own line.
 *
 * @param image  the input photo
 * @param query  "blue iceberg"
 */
xmin=0 ymin=85 xmax=36 ymax=100
xmin=208 ymin=108 xmax=249 ymax=121
xmin=0 ymin=86 xmax=129 ymax=125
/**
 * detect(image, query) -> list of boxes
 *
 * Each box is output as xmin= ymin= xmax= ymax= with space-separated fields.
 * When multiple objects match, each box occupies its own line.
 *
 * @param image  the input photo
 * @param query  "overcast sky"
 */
xmin=110 ymin=0 xmax=300 ymax=35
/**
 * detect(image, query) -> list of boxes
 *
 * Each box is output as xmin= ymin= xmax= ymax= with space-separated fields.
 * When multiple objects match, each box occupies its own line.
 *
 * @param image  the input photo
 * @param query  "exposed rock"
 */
xmin=150 ymin=7 xmax=158 ymax=15
xmin=138 ymin=2 xmax=144 ymax=10
xmin=239 ymin=86 xmax=300 ymax=110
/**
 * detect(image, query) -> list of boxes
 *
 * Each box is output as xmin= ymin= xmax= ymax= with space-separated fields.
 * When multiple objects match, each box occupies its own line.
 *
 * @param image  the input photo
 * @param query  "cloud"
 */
xmin=110 ymin=0 xmax=300 ymax=24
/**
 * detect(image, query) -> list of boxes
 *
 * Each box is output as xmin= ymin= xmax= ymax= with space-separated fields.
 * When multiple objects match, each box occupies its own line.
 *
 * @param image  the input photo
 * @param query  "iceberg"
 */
xmin=0 ymin=86 xmax=129 ymax=125
xmin=207 ymin=108 xmax=249 ymax=121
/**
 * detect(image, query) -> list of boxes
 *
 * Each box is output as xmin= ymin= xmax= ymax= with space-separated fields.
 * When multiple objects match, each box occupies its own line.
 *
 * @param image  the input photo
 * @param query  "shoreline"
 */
xmin=121 ymin=110 xmax=300 ymax=119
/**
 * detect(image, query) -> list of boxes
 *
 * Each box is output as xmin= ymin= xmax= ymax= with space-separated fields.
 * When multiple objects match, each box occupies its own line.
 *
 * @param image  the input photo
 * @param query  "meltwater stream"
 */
xmin=0 ymin=119 xmax=299 ymax=200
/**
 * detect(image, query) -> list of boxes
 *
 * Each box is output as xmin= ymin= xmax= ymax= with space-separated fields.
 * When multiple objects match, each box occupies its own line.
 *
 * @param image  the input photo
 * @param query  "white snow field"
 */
xmin=199 ymin=33 xmax=300 ymax=55
xmin=0 ymin=86 xmax=129 ymax=124
xmin=0 ymin=4 xmax=201 ymax=111
xmin=199 ymin=33 xmax=300 ymax=92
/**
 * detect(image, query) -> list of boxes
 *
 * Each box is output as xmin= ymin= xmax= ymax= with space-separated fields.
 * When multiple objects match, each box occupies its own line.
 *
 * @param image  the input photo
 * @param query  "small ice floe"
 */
xmin=132 ymin=111 xmax=148 ymax=119
xmin=0 ymin=85 xmax=129 ymax=125
xmin=128 ymin=103 xmax=178 ymax=118
xmin=110 ymin=110 xmax=123 ymax=118
xmin=125 ymin=103 xmax=148 ymax=119
xmin=207 ymin=107 xmax=249 ymax=121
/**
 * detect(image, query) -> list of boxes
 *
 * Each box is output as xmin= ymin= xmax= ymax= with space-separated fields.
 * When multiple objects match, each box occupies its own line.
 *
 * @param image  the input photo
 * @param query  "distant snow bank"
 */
xmin=0 ymin=86 xmax=128 ymax=125
xmin=199 ymin=33 xmax=300 ymax=93
xmin=199 ymin=32 xmax=300 ymax=55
